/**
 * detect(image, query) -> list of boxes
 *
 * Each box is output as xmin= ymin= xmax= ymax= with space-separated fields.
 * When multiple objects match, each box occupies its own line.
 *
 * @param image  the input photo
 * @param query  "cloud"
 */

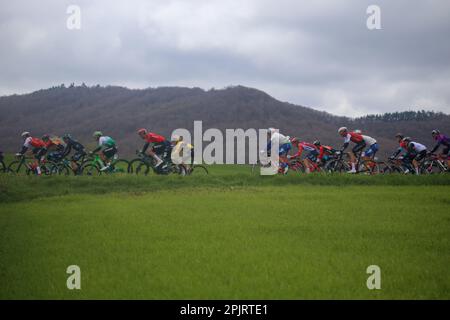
xmin=0 ymin=0 xmax=449 ymax=116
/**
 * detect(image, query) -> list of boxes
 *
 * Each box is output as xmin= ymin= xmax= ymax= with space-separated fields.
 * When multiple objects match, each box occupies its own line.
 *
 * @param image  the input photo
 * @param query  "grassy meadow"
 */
xmin=0 ymin=166 xmax=449 ymax=299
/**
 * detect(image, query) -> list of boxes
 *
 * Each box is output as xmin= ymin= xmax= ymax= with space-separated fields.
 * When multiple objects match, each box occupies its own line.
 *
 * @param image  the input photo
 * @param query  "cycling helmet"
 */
xmin=338 ymin=127 xmax=347 ymax=134
xmin=407 ymin=142 xmax=415 ymax=149
xmin=402 ymin=137 xmax=411 ymax=143
xmin=354 ymin=129 xmax=362 ymax=134
xmin=41 ymin=134 xmax=50 ymax=141
xmin=171 ymin=135 xmax=181 ymax=142
xmin=93 ymin=131 xmax=103 ymax=138
xmin=62 ymin=133 xmax=72 ymax=140
xmin=313 ymin=140 xmax=321 ymax=146
xmin=290 ymin=137 xmax=299 ymax=143
xmin=267 ymin=128 xmax=277 ymax=134
xmin=395 ymin=133 xmax=404 ymax=139
xmin=21 ymin=131 xmax=30 ymax=138
xmin=137 ymin=128 xmax=147 ymax=135
xmin=431 ymin=129 xmax=440 ymax=135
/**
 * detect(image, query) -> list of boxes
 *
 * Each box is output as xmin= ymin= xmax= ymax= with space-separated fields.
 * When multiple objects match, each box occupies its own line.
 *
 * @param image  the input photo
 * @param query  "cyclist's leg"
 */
xmin=101 ymin=147 xmax=116 ymax=169
xmin=350 ymin=143 xmax=365 ymax=171
xmin=150 ymin=143 xmax=165 ymax=166
xmin=278 ymin=143 xmax=290 ymax=173
xmin=362 ymin=143 xmax=378 ymax=170
xmin=443 ymin=147 xmax=450 ymax=170
xmin=34 ymin=148 xmax=47 ymax=175
xmin=414 ymin=150 xmax=427 ymax=174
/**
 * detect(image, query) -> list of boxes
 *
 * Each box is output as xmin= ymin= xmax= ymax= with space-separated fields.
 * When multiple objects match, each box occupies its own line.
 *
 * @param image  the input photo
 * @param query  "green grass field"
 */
xmin=0 ymin=166 xmax=449 ymax=299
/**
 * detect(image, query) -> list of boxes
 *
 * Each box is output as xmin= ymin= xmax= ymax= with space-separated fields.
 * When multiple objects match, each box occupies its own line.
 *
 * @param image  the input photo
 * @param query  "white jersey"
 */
xmin=271 ymin=132 xmax=290 ymax=146
xmin=23 ymin=137 xmax=33 ymax=148
xmin=362 ymin=135 xmax=377 ymax=146
xmin=411 ymin=142 xmax=427 ymax=153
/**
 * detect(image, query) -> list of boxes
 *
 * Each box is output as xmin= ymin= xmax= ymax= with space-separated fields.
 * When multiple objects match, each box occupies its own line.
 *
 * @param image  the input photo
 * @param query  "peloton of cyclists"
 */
xmin=9 ymin=126 xmax=449 ymax=176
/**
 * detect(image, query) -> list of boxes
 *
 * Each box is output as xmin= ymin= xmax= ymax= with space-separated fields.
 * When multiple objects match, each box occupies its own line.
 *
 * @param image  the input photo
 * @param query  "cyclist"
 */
xmin=390 ymin=133 xmax=408 ymax=160
xmin=314 ymin=140 xmax=336 ymax=165
xmin=266 ymin=128 xmax=291 ymax=174
xmin=338 ymin=127 xmax=378 ymax=173
xmin=42 ymin=134 xmax=65 ymax=161
xmin=62 ymin=134 xmax=87 ymax=173
xmin=402 ymin=137 xmax=427 ymax=174
xmin=429 ymin=130 xmax=450 ymax=170
xmin=91 ymin=131 xmax=117 ymax=171
xmin=171 ymin=135 xmax=194 ymax=168
xmin=15 ymin=131 xmax=46 ymax=175
xmin=288 ymin=138 xmax=319 ymax=173
xmin=137 ymin=128 xmax=171 ymax=169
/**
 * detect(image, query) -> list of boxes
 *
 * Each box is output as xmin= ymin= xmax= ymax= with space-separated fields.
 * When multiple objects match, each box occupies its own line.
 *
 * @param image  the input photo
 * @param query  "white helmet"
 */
xmin=21 ymin=131 xmax=30 ymax=138
xmin=338 ymin=127 xmax=347 ymax=134
xmin=267 ymin=127 xmax=277 ymax=134
xmin=354 ymin=129 xmax=362 ymax=134
xmin=171 ymin=135 xmax=180 ymax=142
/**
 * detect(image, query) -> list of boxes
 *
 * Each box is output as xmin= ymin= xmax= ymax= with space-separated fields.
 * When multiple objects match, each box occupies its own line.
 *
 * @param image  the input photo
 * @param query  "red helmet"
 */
xmin=137 ymin=128 xmax=147 ymax=135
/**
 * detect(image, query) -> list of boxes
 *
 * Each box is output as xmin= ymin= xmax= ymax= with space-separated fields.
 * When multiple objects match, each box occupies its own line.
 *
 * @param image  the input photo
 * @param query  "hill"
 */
xmin=0 ymin=85 xmax=448 ymax=157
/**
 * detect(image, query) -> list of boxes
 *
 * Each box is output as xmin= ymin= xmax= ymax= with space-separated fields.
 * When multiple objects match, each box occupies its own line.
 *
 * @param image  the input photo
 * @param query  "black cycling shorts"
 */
xmin=32 ymin=147 xmax=47 ymax=160
xmin=415 ymin=150 xmax=427 ymax=162
xmin=71 ymin=151 xmax=86 ymax=162
xmin=406 ymin=150 xmax=427 ymax=162
xmin=102 ymin=146 xmax=117 ymax=159
xmin=153 ymin=141 xmax=172 ymax=159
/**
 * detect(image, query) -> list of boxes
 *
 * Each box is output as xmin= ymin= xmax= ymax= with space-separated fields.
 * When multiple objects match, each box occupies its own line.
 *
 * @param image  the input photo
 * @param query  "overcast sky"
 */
xmin=1 ymin=0 xmax=449 ymax=116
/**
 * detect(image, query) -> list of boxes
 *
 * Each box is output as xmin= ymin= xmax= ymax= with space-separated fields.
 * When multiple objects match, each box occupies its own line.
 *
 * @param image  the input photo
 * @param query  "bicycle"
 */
xmin=380 ymin=158 xmax=404 ymax=174
xmin=50 ymin=153 xmax=87 ymax=176
xmin=128 ymin=150 xmax=186 ymax=176
xmin=420 ymin=153 xmax=448 ymax=174
xmin=185 ymin=163 xmax=209 ymax=175
xmin=324 ymin=152 xmax=351 ymax=173
xmin=7 ymin=154 xmax=59 ymax=175
xmin=81 ymin=153 xmax=129 ymax=176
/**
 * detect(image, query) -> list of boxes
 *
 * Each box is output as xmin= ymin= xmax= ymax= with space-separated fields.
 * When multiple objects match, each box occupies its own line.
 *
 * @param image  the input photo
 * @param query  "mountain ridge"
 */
xmin=0 ymin=85 xmax=448 ymax=156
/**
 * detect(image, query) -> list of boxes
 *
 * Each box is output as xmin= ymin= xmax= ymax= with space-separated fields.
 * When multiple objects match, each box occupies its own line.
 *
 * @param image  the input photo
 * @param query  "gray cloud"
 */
xmin=0 ymin=0 xmax=449 ymax=116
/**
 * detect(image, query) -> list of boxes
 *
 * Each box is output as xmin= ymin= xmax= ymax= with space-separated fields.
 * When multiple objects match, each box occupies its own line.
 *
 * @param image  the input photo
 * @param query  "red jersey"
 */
xmin=344 ymin=132 xmax=364 ymax=144
xmin=24 ymin=137 xmax=46 ymax=149
xmin=318 ymin=145 xmax=334 ymax=160
xmin=291 ymin=142 xmax=318 ymax=158
xmin=144 ymin=132 xmax=166 ymax=143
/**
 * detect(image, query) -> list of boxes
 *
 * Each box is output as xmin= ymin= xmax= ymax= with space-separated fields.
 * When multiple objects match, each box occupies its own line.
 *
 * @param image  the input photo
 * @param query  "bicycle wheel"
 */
xmin=287 ymin=160 xmax=305 ymax=174
xmin=53 ymin=162 xmax=71 ymax=175
xmin=128 ymin=159 xmax=150 ymax=175
xmin=8 ymin=160 xmax=28 ymax=175
xmin=81 ymin=164 xmax=101 ymax=176
xmin=41 ymin=162 xmax=59 ymax=175
xmin=171 ymin=164 xmax=187 ymax=176
xmin=190 ymin=165 xmax=209 ymax=175
xmin=420 ymin=160 xmax=443 ymax=174
xmin=360 ymin=160 xmax=381 ymax=175
xmin=325 ymin=159 xmax=347 ymax=173
xmin=111 ymin=159 xmax=129 ymax=174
